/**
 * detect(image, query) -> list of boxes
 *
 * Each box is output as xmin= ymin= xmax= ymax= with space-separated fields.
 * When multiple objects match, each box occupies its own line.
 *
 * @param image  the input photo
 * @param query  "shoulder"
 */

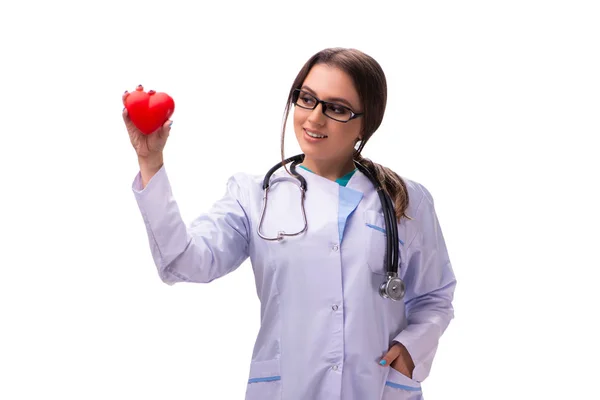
xmin=397 ymin=175 xmax=442 ymax=248
xmin=399 ymin=176 xmax=435 ymax=219
xmin=223 ymin=171 xmax=265 ymax=204
xmin=228 ymin=171 xmax=263 ymax=188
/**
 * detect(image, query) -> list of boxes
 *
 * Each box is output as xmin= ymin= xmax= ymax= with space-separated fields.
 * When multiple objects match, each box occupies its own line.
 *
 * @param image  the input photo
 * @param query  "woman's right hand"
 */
xmin=123 ymin=85 xmax=173 ymax=187
xmin=122 ymin=86 xmax=172 ymax=160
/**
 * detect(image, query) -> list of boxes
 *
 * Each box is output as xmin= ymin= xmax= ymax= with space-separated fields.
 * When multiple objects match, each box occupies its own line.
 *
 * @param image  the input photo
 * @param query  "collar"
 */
xmin=298 ymin=165 xmax=357 ymax=187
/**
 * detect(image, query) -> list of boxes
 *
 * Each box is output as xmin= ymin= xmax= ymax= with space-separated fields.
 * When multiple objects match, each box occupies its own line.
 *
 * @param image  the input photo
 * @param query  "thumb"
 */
xmin=379 ymin=344 xmax=401 ymax=367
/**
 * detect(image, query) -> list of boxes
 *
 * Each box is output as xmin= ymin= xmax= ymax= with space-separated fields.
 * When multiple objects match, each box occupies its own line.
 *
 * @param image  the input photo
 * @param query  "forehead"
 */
xmin=302 ymin=64 xmax=361 ymax=108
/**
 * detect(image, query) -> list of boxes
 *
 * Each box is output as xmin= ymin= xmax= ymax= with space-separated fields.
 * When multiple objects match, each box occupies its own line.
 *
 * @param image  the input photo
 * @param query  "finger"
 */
xmin=122 ymin=106 xmax=131 ymax=123
xmin=159 ymin=119 xmax=173 ymax=139
xmin=379 ymin=345 xmax=401 ymax=367
xmin=122 ymin=90 xmax=131 ymax=122
xmin=122 ymin=108 xmax=138 ymax=133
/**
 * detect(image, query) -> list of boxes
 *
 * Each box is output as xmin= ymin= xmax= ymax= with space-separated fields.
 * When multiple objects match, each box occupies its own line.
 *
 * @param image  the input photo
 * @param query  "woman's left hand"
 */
xmin=380 ymin=342 xmax=415 ymax=379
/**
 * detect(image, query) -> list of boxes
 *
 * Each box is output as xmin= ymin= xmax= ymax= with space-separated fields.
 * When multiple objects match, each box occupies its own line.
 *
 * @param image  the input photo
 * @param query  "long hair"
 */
xmin=280 ymin=47 xmax=410 ymax=222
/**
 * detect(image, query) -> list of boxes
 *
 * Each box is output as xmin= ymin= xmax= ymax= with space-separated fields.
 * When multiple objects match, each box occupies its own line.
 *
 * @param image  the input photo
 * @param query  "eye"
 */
xmin=327 ymin=104 xmax=350 ymax=116
xmin=299 ymin=95 xmax=315 ymax=106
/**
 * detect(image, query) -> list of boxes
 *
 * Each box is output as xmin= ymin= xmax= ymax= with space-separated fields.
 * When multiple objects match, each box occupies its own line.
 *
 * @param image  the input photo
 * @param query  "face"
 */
xmin=293 ymin=64 xmax=363 ymax=167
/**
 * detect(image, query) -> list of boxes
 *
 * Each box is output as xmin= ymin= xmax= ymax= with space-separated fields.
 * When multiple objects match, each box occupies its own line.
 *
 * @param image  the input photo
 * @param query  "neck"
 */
xmin=300 ymin=156 xmax=356 ymax=182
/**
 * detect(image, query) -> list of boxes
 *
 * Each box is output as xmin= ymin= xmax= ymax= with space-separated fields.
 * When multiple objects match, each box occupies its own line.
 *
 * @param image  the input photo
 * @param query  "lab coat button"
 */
xmin=332 ymin=305 xmax=338 ymax=311
xmin=332 ymin=365 xmax=338 ymax=371
xmin=332 ymin=244 xmax=339 ymax=251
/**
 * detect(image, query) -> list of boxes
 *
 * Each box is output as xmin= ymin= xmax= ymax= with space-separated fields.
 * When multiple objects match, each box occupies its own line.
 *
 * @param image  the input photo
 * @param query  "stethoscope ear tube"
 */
xmin=289 ymin=157 xmax=307 ymax=192
xmin=354 ymin=160 xmax=405 ymax=301
xmin=262 ymin=154 xmax=306 ymax=190
xmin=381 ymin=183 xmax=399 ymax=275
xmin=380 ymin=186 xmax=405 ymax=301
xmin=258 ymin=154 xmax=308 ymax=241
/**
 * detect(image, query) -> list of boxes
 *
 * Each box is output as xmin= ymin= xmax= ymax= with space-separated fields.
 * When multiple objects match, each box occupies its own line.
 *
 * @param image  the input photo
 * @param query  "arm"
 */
xmin=137 ymin=154 xmax=164 ymax=189
xmin=392 ymin=184 xmax=457 ymax=382
xmin=132 ymin=164 xmax=251 ymax=285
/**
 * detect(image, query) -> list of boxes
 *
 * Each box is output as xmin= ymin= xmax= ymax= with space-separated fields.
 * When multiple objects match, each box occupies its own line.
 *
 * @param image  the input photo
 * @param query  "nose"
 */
xmin=307 ymin=103 xmax=326 ymax=126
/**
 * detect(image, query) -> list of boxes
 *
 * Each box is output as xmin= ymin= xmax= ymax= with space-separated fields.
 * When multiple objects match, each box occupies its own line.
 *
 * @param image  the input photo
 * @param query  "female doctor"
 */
xmin=124 ymin=47 xmax=456 ymax=400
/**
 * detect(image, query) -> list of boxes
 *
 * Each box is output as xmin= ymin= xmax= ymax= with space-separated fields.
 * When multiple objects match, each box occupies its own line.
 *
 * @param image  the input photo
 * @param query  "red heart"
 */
xmin=125 ymin=85 xmax=175 ymax=135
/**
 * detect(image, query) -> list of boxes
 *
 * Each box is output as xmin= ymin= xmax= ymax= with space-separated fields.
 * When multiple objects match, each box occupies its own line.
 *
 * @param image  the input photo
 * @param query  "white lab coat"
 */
xmin=132 ymin=164 xmax=456 ymax=400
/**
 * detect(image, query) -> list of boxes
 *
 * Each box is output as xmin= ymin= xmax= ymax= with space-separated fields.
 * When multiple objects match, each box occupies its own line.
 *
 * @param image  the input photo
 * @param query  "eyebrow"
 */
xmin=300 ymin=85 xmax=356 ymax=109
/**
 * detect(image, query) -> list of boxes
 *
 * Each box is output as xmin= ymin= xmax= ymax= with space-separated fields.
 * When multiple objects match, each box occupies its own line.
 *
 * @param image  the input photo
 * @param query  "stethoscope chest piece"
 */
xmin=379 ymin=275 xmax=406 ymax=301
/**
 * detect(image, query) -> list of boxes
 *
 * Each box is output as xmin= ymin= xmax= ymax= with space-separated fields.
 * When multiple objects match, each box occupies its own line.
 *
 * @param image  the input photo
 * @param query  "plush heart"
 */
xmin=125 ymin=85 xmax=175 ymax=135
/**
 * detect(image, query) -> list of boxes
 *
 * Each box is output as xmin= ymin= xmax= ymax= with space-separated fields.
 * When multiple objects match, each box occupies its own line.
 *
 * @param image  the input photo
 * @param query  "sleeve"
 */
xmin=392 ymin=184 xmax=457 ymax=382
xmin=131 ymin=165 xmax=251 ymax=285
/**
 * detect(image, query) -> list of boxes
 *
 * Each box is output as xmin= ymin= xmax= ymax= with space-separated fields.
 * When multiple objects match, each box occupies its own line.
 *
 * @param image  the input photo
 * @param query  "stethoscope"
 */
xmin=257 ymin=154 xmax=406 ymax=301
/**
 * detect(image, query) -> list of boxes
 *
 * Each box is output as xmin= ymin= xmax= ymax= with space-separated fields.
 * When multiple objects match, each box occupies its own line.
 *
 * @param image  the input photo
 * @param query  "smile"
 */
xmin=305 ymin=129 xmax=328 ymax=139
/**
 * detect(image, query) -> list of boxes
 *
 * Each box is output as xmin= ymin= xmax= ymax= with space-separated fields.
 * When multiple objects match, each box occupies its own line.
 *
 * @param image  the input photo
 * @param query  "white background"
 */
xmin=1 ymin=0 xmax=599 ymax=398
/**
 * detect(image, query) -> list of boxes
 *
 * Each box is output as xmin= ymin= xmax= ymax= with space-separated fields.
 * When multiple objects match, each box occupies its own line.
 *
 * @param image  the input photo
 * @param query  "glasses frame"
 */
xmin=292 ymin=89 xmax=364 ymax=123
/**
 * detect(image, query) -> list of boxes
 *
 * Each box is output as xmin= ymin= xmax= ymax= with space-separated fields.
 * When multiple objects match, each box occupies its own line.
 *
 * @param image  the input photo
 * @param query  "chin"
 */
xmin=297 ymin=142 xmax=324 ymax=159
xmin=294 ymin=131 xmax=332 ymax=161
xmin=294 ymin=135 xmax=312 ymax=156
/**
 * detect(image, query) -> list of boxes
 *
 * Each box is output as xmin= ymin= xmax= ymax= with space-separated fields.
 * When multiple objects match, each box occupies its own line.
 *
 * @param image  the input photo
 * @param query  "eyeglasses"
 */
xmin=292 ymin=89 xmax=363 ymax=123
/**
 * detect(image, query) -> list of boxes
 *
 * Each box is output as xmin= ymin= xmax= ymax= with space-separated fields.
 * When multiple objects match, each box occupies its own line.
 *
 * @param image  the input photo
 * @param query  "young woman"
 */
xmin=124 ymin=47 xmax=456 ymax=400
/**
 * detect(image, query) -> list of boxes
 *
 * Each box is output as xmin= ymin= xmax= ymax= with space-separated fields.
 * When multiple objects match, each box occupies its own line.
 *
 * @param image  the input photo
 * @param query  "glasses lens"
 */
xmin=323 ymin=103 xmax=352 ymax=122
xmin=293 ymin=90 xmax=353 ymax=122
xmin=295 ymin=90 xmax=317 ymax=109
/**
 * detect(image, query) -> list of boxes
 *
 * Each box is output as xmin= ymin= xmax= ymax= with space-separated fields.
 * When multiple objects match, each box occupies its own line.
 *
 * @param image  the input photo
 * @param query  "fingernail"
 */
xmin=169 ymin=121 xmax=173 ymax=127
xmin=379 ymin=360 xmax=386 ymax=366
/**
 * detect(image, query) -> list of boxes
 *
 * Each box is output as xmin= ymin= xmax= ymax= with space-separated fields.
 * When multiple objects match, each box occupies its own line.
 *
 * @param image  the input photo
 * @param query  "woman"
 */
xmin=124 ymin=47 xmax=456 ymax=400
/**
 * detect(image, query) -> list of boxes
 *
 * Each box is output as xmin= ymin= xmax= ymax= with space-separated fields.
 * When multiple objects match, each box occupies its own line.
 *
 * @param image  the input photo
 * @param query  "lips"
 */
xmin=304 ymin=128 xmax=328 ymax=139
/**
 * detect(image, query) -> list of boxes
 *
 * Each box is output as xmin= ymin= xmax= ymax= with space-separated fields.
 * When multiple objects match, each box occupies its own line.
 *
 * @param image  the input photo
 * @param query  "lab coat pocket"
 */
xmin=364 ymin=210 xmax=405 ymax=276
xmin=245 ymin=358 xmax=282 ymax=400
xmin=382 ymin=367 xmax=423 ymax=400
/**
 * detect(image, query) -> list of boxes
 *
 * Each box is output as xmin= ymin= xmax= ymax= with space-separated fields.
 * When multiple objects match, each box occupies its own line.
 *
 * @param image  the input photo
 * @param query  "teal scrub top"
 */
xmin=299 ymin=165 xmax=356 ymax=187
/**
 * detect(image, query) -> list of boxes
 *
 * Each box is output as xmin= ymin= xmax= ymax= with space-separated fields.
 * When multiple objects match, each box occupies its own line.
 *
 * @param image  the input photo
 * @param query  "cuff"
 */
xmin=131 ymin=164 xmax=167 ymax=194
xmin=392 ymin=327 xmax=436 ymax=383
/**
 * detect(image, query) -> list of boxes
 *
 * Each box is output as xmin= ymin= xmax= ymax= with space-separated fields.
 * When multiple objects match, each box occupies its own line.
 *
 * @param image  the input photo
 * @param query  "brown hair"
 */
xmin=280 ymin=47 xmax=411 ymax=222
